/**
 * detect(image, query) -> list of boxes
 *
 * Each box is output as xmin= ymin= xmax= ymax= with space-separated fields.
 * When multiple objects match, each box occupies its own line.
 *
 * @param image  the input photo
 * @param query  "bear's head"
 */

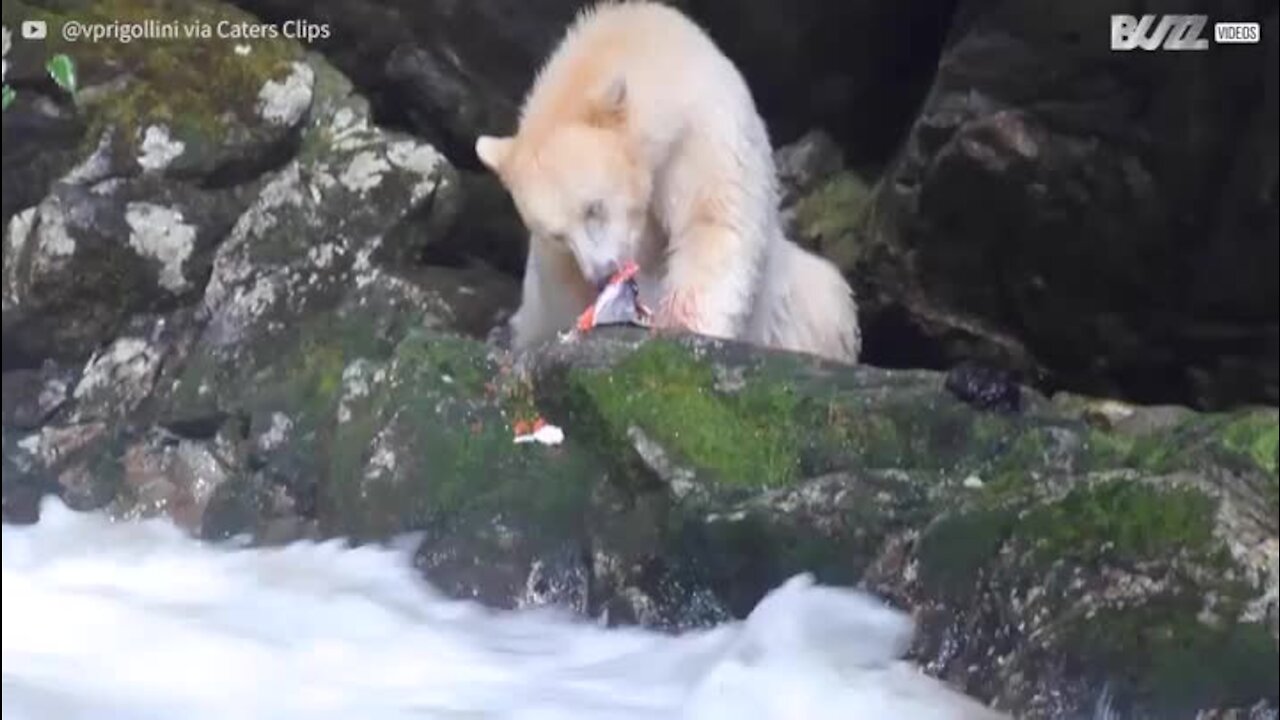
xmin=475 ymin=77 xmax=651 ymax=290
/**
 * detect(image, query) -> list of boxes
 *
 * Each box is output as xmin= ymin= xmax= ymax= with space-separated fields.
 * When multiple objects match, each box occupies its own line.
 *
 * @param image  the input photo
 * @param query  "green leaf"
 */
xmin=2 ymin=85 xmax=14 ymax=111
xmin=46 ymin=53 xmax=78 ymax=96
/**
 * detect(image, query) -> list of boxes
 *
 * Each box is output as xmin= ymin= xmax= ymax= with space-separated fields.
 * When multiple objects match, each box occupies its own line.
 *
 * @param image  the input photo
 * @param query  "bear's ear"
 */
xmin=586 ymin=76 xmax=627 ymax=127
xmin=475 ymin=135 xmax=514 ymax=173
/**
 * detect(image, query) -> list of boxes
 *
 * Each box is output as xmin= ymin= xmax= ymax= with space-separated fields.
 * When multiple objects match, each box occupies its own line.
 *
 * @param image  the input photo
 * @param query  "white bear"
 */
xmin=475 ymin=1 xmax=861 ymax=363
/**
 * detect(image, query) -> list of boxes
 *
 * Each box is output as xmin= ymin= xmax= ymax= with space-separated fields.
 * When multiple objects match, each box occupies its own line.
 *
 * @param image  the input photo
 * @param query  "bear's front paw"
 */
xmin=652 ymin=290 xmax=701 ymax=334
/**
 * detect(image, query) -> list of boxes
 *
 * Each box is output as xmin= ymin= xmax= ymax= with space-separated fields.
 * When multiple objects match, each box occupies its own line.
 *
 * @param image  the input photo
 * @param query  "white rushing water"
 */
xmin=3 ymin=497 xmax=1005 ymax=720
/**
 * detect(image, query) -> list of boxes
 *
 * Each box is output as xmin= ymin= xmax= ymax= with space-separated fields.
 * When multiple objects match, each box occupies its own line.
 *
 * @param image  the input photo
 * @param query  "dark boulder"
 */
xmin=845 ymin=1 xmax=1279 ymax=409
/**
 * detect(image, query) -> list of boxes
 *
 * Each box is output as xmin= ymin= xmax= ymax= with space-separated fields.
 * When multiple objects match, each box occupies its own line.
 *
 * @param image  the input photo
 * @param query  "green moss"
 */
xmin=1080 ymin=428 xmax=1138 ymax=469
xmin=812 ymin=391 xmax=1007 ymax=475
xmin=1079 ymin=423 xmax=1183 ymax=474
xmin=1076 ymin=410 xmax=1279 ymax=481
xmin=395 ymin=330 xmax=492 ymax=397
xmin=969 ymin=413 xmax=1016 ymax=451
xmin=976 ymin=425 xmax=1073 ymax=500
xmin=299 ymin=342 xmax=346 ymax=401
xmin=794 ymin=173 xmax=868 ymax=237
xmin=918 ymin=507 xmax=1015 ymax=600
xmin=263 ymin=329 xmax=357 ymax=423
xmin=572 ymin=340 xmax=801 ymax=489
xmin=1130 ymin=433 xmax=1184 ymax=473
xmin=793 ymin=171 xmax=872 ymax=269
xmin=812 ymin=398 xmax=895 ymax=470
xmin=314 ymin=329 xmax=605 ymax=540
xmin=1217 ymin=411 xmax=1279 ymax=477
xmin=1014 ymin=479 xmax=1221 ymax=567
xmin=1068 ymin=606 xmax=1278 ymax=715
xmin=991 ymin=427 xmax=1053 ymax=473
xmin=8 ymin=0 xmax=300 ymax=150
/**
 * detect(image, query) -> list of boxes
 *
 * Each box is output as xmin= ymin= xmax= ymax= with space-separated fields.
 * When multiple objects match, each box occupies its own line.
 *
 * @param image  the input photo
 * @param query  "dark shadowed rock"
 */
xmin=1 ymin=361 xmax=78 ymax=430
xmin=836 ymin=1 xmax=1279 ymax=410
xmin=415 ymin=516 xmax=592 ymax=614
xmin=1 ymin=103 xmax=86 ymax=230
xmin=682 ymin=0 xmax=957 ymax=168
xmin=419 ymin=170 xmax=530 ymax=278
xmin=774 ymin=129 xmax=846 ymax=207
xmin=945 ymin=361 xmax=1023 ymax=414
xmin=226 ymin=0 xmax=955 ymax=170
xmin=2 ymin=428 xmax=57 ymax=524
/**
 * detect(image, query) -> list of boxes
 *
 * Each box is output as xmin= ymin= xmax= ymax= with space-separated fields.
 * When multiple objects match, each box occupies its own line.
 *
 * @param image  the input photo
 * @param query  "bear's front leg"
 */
xmin=510 ymin=246 xmax=597 ymax=351
xmin=654 ymin=221 xmax=764 ymax=340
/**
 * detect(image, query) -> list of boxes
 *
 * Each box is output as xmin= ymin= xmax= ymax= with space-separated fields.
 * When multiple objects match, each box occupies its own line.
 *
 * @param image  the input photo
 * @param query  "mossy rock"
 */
xmin=155 ymin=268 xmax=610 ymax=557
xmin=313 ymin=328 xmax=606 ymax=542
xmin=4 ymin=0 xmax=309 ymax=174
xmin=525 ymin=328 xmax=1278 ymax=716
xmin=530 ymin=328 xmax=1277 ymax=503
xmin=561 ymin=339 xmax=805 ymax=491
xmin=144 ymin=272 xmax=612 ymax=608
xmin=908 ymin=461 xmax=1277 ymax=716
xmin=1061 ymin=601 xmax=1276 ymax=717
xmin=1216 ymin=411 xmax=1280 ymax=478
xmin=1013 ymin=479 xmax=1222 ymax=567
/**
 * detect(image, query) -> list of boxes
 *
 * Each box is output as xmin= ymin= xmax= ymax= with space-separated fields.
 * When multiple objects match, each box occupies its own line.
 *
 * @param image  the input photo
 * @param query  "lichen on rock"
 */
xmin=124 ymin=202 xmax=196 ymax=293
xmin=137 ymin=125 xmax=186 ymax=171
xmin=256 ymin=61 xmax=314 ymax=127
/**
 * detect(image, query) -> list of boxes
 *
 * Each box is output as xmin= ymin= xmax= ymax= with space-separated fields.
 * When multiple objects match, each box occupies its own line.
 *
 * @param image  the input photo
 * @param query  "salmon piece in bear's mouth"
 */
xmin=576 ymin=261 xmax=651 ymax=331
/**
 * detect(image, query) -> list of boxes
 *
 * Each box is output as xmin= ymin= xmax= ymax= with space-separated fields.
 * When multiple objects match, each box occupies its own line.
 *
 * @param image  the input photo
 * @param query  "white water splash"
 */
xmin=2 ymin=497 xmax=1005 ymax=720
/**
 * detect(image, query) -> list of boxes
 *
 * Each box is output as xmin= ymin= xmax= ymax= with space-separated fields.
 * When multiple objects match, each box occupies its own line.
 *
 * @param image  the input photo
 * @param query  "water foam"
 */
xmin=3 ymin=497 xmax=1003 ymax=719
